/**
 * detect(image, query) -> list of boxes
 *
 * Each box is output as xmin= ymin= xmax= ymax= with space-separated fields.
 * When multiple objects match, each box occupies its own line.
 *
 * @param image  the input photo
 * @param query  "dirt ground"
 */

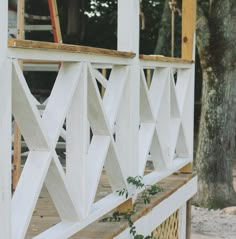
xmin=191 ymin=169 xmax=236 ymax=239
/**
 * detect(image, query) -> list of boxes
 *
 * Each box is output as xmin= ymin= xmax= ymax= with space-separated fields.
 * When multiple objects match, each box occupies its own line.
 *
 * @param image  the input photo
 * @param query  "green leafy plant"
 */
xmin=102 ymin=176 xmax=163 ymax=239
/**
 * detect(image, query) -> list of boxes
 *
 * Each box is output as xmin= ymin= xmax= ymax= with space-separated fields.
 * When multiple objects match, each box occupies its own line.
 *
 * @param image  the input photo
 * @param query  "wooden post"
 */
xmin=48 ymin=0 xmax=62 ymax=43
xmin=117 ymin=0 xmax=140 ymax=211
xmin=181 ymin=2 xmax=196 ymax=237
xmin=186 ymin=199 xmax=192 ymax=239
xmin=0 ymin=0 xmax=11 ymax=238
xmin=101 ymin=68 xmax=107 ymax=97
xmin=181 ymin=0 xmax=196 ymax=60
xmin=180 ymin=0 xmax=196 ymax=174
xmin=13 ymin=0 xmax=25 ymax=191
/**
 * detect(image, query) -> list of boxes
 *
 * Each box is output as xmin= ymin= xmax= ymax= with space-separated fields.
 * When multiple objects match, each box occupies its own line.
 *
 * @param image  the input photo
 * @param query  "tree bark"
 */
xmin=154 ymin=0 xmax=171 ymax=56
xmin=67 ymin=0 xmax=86 ymax=44
xmin=195 ymin=0 xmax=236 ymax=208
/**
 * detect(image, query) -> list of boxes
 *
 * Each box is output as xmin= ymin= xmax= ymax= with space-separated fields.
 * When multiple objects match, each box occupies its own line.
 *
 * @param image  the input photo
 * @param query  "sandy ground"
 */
xmin=191 ymin=169 xmax=236 ymax=239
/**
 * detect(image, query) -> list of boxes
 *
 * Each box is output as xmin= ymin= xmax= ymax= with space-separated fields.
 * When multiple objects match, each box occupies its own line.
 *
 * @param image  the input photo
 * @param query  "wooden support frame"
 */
xmin=1 ymin=0 xmax=197 ymax=238
xmin=182 ymin=0 xmax=197 ymax=60
xmin=13 ymin=0 xmax=25 ymax=191
xmin=48 ymin=0 xmax=62 ymax=43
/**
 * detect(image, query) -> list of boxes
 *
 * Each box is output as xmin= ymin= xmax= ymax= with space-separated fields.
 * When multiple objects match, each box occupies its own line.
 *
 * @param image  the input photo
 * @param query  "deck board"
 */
xmin=26 ymin=172 xmax=193 ymax=239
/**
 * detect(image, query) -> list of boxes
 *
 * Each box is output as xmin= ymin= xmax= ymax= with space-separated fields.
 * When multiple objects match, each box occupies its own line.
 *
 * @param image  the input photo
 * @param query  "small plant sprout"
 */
xmin=102 ymin=176 xmax=163 ymax=239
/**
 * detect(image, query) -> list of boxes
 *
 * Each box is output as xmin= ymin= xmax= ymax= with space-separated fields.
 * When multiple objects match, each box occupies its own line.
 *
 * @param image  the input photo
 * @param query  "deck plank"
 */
xmin=26 ymin=172 xmax=193 ymax=239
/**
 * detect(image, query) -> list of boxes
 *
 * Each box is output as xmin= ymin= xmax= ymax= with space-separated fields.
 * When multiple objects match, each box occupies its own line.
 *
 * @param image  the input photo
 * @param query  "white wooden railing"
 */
xmin=0 ymin=1 xmax=196 ymax=239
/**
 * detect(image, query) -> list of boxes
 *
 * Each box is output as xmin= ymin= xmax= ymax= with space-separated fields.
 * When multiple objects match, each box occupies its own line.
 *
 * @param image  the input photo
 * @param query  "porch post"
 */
xmin=117 ymin=0 xmax=140 ymax=178
xmin=0 ymin=1 xmax=12 ymax=238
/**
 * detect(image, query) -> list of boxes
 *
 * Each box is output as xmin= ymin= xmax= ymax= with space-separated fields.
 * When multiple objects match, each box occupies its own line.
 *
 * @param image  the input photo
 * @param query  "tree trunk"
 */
xmin=67 ymin=0 xmax=86 ymax=44
xmin=154 ymin=0 xmax=171 ymax=56
xmin=195 ymin=0 xmax=236 ymax=208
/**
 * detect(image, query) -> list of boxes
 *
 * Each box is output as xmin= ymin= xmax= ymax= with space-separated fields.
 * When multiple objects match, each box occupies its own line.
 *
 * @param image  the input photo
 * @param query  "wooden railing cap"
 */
xmin=8 ymin=38 xmax=136 ymax=59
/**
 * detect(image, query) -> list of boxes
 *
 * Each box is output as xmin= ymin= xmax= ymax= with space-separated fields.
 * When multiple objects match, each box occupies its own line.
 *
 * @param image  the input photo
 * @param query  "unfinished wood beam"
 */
xmin=186 ymin=199 xmax=192 ymax=239
xmin=140 ymin=54 xmax=194 ymax=64
xmin=13 ymin=0 xmax=25 ymax=191
xmin=48 ymin=0 xmax=62 ymax=43
xmin=17 ymin=0 xmax=25 ymax=40
xmin=180 ymin=162 xmax=193 ymax=173
xmin=181 ymin=0 xmax=196 ymax=60
xmin=8 ymin=39 xmax=136 ymax=58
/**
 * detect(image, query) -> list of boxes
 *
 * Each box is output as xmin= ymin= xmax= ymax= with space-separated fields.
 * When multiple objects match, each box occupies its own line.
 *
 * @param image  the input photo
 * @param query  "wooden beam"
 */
xmin=140 ymin=54 xmax=194 ymax=64
xmin=8 ymin=39 xmax=136 ymax=59
xmin=186 ymin=199 xmax=192 ymax=239
xmin=13 ymin=0 xmax=25 ymax=191
xmin=17 ymin=0 xmax=25 ymax=40
xmin=13 ymin=121 xmax=22 ymax=190
xmin=117 ymin=198 xmax=133 ymax=213
xmin=181 ymin=0 xmax=197 ymax=60
xmin=48 ymin=0 xmax=62 ymax=43
xmin=180 ymin=162 xmax=193 ymax=173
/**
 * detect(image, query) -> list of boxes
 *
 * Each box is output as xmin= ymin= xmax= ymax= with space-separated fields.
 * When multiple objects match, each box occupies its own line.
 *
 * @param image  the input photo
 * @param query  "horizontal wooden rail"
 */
xmin=140 ymin=54 xmax=194 ymax=64
xmin=8 ymin=39 xmax=136 ymax=59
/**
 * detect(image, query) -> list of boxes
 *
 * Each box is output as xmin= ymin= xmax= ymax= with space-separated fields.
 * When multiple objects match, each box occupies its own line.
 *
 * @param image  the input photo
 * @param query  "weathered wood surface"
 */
xmin=139 ymin=54 xmax=193 ymax=64
xmin=26 ymin=172 xmax=193 ymax=239
xmin=8 ymin=39 xmax=136 ymax=59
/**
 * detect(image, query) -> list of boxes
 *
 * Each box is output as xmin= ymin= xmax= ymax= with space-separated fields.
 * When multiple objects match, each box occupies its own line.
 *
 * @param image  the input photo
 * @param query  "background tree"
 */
xmin=195 ymin=0 xmax=236 ymax=208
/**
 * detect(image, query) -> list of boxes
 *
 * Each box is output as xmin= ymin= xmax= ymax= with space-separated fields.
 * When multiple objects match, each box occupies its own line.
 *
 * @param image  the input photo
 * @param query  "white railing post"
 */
xmin=0 ymin=1 xmax=11 ymax=239
xmin=0 ymin=0 xmax=8 ymax=58
xmin=117 ymin=0 xmax=140 ymax=178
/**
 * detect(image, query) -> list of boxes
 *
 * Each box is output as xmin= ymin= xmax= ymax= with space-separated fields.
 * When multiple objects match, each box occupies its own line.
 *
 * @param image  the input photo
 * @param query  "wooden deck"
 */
xmin=26 ymin=172 xmax=194 ymax=239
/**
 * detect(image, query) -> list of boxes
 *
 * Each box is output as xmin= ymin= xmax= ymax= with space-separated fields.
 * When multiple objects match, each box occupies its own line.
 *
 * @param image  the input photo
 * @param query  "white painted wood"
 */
xmin=34 ymin=160 xmax=194 ymax=239
xmin=11 ymin=152 xmax=52 ymax=239
xmin=175 ymin=124 xmax=190 ymax=157
xmin=24 ymin=25 xmax=53 ymax=31
xmin=12 ymin=60 xmax=49 ymax=150
xmin=178 ymin=203 xmax=187 ymax=239
xmin=86 ymin=136 xmax=110 ymax=213
xmin=92 ymin=64 xmax=113 ymax=69
xmin=144 ymin=157 xmax=192 ymax=186
xmin=44 ymin=157 xmax=79 ymax=220
xmin=118 ymin=0 xmax=139 ymax=52
xmin=0 ymin=0 xmax=8 ymax=60
xmin=23 ymin=63 xmax=59 ymax=72
xmin=87 ymin=64 xmax=111 ymax=135
xmin=103 ymin=66 xmax=129 ymax=130
xmin=33 ymin=193 xmax=128 ymax=239
xmin=140 ymin=70 xmax=155 ymax=122
xmin=117 ymin=0 xmax=140 ymax=178
xmin=149 ymin=68 xmax=169 ymax=119
xmin=114 ymin=176 xmax=197 ymax=239
xmin=150 ymin=129 xmax=167 ymax=171
xmin=1 ymin=0 xmax=196 ymax=237
xmin=170 ymin=118 xmax=181 ymax=160
xmin=0 ymin=59 xmax=12 ymax=239
xmin=154 ymin=69 xmax=171 ymax=167
xmin=139 ymin=123 xmax=155 ymax=175
xmin=175 ymin=69 xmax=191 ymax=113
xmin=180 ymin=66 xmax=195 ymax=159
xmin=8 ymin=48 xmax=133 ymax=65
xmin=66 ymin=63 xmax=88 ymax=219
xmin=93 ymin=69 xmax=108 ymax=88
xmin=42 ymin=62 xmax=82 ymax=147
xmin=12 ymin=59 xmax=80 ymax=222
xmin=170 ymin=69 xmax=181 ymax=118
xmin=87 ymin=63 xmax=127 ymax=190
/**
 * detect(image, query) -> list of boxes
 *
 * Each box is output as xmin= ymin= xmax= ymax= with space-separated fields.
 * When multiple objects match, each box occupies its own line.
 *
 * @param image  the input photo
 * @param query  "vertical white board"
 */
xmin=0 ymin=59 xmax=12 ymax=239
